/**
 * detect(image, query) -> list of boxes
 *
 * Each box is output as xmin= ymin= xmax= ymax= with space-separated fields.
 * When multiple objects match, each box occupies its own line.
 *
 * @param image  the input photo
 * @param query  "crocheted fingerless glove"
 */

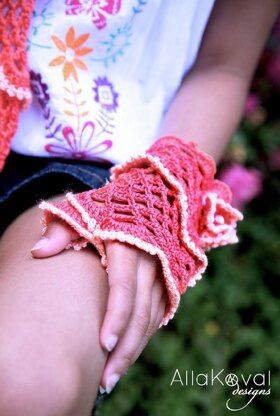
xmin=40 ymin=137 xmax=243 ymax=324
xmin=0 ymin=0 xmax=34 ymax=171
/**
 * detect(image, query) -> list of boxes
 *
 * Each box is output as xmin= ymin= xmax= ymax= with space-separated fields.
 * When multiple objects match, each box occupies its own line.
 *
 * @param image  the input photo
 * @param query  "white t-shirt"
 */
xmin=11 ymin=0 xmax=215 ymax=164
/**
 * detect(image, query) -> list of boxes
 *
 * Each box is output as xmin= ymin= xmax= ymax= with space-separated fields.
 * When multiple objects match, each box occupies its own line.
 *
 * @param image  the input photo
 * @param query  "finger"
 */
xmin=128 ymin=268 xmax=167 ymax=365
xmin=100 ymin=262 xmax=167 ymax=394
xmin=149 ymin=270 xmax=168 ymax=329
xmin=100 ymin=253 xmax=157 ymax=393
xmin=133 ymin=289 xmax=167 ymax=361
xmin=100 ymin=242 xmax=138 ymax=353
xmin=31 ymin=220 xmax=78 ymax=258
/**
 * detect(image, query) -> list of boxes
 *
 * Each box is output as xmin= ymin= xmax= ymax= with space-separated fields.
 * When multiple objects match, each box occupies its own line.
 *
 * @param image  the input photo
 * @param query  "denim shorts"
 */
xmin=0 ymin=151 xmax=112 ymax=235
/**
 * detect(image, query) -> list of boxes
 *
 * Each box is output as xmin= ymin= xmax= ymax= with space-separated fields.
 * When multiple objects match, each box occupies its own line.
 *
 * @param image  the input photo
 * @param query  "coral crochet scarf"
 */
xmin=0 ymin=0 xmax=34 ymax=171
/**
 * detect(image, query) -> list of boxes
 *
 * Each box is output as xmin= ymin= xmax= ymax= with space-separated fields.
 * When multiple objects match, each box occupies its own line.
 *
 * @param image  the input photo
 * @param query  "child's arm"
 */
xmin=31 ymin=0 xmax=279 ymax=393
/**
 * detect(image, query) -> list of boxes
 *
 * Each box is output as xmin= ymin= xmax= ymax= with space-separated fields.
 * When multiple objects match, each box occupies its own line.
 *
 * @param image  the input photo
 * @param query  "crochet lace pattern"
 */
xmin=40 ymin=137 xmax=243 ymax=325
xmin=0 ymin=0 xmax=34 ymax=171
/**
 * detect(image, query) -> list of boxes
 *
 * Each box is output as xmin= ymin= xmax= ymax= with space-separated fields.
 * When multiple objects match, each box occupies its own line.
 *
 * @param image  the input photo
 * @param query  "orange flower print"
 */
xmin=49 ymin=26 xmax=93 ymax=82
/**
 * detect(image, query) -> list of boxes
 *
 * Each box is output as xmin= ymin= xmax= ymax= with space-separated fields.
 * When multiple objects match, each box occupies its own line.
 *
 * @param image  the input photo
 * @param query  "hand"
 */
xmin=31 ymin=220 xmax=168 ymax=394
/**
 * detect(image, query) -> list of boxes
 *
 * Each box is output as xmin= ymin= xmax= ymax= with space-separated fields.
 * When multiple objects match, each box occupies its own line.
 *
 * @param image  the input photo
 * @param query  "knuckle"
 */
xmin=47 ymin=220 xmax=66 ymax=234
xmin=137 ymin=323 xmax=158 ymax=356
xmin=154 ymin=276 xmax=166 ymax=295
xmin=110 ymin=278 xmax=136 ymax=297
xmin=119 ymin=350 xmax=134 ymax=371
xmin=135 ymin=309 xmax=150 ymax=333
xmin=106 ymin=241 xmax=131 ymax=258
xmin=108 ymin=306 xmax=130 ymax=328
xmin=146 ymin=321 xmax=158 ymax=339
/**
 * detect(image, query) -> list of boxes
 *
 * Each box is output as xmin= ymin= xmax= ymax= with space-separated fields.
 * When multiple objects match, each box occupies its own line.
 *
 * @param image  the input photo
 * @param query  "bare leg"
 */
xmin=0 ymin=197 xmax=109 ymax=416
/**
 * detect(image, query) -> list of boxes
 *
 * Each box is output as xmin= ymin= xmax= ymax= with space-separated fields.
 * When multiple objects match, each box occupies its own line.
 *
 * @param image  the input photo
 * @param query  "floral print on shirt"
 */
xmin=65 ymin=0 xmax=122 ymax=30
xmin=27 ymin=0 xmax=55 ymax=50
xmin=93 ymin=77 xmax=119 ymax=112
xmin=49 ymin=26 xmax=93 ymax=82
xmin=26 ymin=0 xmax=150 ymax=161
xmin=29 ymin=24 xmax=120 ymax=162
xmin=90 ymin=0 xmax=148 ymax=66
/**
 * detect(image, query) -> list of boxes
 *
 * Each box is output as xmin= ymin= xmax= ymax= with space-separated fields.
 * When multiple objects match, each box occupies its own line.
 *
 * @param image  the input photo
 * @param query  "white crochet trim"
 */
xmin=39 ymin=201 xmax=92 ymax=241
xmin=0 ymin=65 xmax=31 ymax=101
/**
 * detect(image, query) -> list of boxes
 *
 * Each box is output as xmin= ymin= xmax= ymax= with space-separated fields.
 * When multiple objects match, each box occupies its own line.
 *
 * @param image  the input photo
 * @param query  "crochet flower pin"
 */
xmin=49 ymin=26 xmax=93 ymax=82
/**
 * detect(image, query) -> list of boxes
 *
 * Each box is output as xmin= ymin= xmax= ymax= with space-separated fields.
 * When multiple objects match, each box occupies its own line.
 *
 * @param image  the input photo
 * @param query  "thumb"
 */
xmin=31 ymin=220 xmax=79 ymax=258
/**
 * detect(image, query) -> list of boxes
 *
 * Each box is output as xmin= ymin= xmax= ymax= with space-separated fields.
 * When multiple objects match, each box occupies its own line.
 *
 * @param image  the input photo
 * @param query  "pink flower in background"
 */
xmin=219 ymin=164 xmax=263 ymax=211
xmin=269 ymin=146 xmax=280 ymax=171
xmin=272 ymin=18 xmax=280 ymax=41
xmin=244 ymin=93 xmax=261 ymax=116
xmin=266 ymin=52 xmax=280 ymax=88
xmin=244 ymin=93 xmax=267 ymax=126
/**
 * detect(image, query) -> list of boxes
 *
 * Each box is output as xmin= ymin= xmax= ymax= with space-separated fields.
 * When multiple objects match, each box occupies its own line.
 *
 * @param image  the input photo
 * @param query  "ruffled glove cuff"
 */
xmin=39 ymin=137 xmax=243 ymax=325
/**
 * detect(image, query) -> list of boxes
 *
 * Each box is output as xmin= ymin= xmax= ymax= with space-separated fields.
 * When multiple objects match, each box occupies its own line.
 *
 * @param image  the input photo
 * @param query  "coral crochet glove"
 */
xmin=0 ymin=0 xmax=34 ymax=171
xmin=40 ymin=137 xmax=243 ymax=325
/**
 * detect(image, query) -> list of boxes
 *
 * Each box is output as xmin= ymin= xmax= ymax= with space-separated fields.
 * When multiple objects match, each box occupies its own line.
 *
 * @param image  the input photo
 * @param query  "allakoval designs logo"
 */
xmin=170 ymin=369 xmax=271 ymax=412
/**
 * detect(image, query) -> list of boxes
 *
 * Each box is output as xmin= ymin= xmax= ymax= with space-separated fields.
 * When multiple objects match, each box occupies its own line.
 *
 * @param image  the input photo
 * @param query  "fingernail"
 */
xmin=106 ymin=373 xmax=120 ymax=394
xmin=31 ymin=237 xmax=49 ymax=252
xmin=99 ymin=385 xmax=106 ymax=394
xmin=105 ymin=335 xmax=118 ymax=352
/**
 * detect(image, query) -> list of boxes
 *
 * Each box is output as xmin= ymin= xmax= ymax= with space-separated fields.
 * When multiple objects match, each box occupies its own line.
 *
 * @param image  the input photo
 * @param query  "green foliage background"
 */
xmin=99 ymin=21 xmax=280 ymax=416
